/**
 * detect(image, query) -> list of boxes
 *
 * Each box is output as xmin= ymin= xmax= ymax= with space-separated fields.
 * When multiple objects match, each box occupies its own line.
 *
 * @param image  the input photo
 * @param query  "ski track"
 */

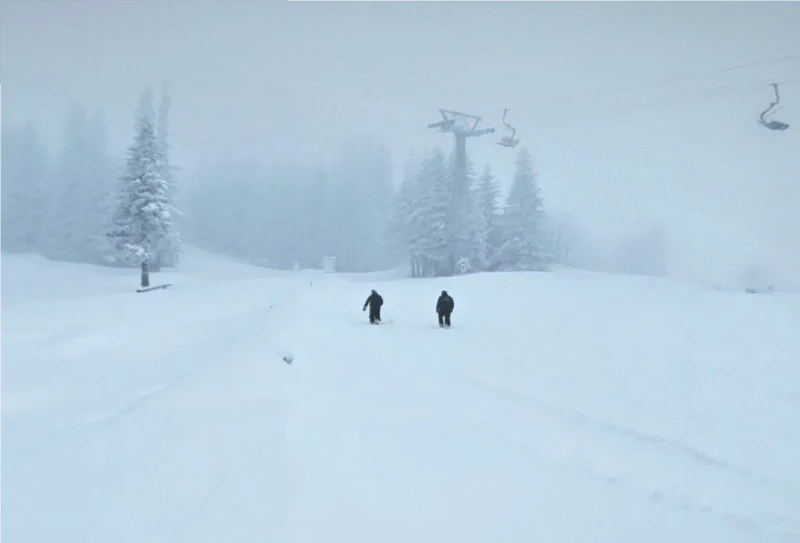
xmin=46 ymin=290 xmax=299 ymax=447
xmin=455 ymin=369 xmax=797 ymax=491
xmin=108 ymin=281 xmax=307 ymax=543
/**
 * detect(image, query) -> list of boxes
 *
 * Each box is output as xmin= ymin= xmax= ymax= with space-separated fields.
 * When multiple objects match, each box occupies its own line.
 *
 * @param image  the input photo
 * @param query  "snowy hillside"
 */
xmin=2 ymin=250 xmax=799 ymax=543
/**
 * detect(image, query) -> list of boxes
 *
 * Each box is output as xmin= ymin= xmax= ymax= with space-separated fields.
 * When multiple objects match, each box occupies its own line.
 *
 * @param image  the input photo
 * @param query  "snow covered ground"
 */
xmin=2 ymin=249 xmax=799 ymax=543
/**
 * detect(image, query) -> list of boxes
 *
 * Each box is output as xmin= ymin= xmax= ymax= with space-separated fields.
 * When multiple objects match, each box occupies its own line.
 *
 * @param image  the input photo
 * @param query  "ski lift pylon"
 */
xmin=758 ymin=83 xmax=790 ymax=131
xmin=497 ymin=108 xmax=520 ymax=148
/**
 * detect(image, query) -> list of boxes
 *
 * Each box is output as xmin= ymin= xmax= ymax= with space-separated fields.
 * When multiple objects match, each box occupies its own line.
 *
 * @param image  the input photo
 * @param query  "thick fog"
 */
xmin=2 ymin=1 xmax=799 ymax=288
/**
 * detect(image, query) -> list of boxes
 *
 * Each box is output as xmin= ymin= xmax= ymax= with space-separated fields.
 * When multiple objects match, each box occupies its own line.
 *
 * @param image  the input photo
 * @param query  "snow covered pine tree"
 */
xmin=107 ymin=88 xmax=179 ymax=290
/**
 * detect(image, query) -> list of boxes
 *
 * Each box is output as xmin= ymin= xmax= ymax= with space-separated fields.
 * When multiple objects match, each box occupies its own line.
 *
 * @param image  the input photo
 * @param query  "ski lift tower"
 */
xmin=427 ymin=109 xmax=495 ymax=275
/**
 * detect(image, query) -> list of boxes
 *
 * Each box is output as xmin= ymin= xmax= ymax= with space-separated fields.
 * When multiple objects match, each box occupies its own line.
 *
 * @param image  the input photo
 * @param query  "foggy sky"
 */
xmin=2 ymin=1 xmax=800 ymax=286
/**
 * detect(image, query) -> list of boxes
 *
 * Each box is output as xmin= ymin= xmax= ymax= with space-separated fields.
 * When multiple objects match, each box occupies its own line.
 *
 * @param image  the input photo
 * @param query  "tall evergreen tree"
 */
xmin=392 ymin=153 xmax=423 ymax=274
xmin=472 ymin=164 xmax=502 ymax=271
xmin=497 ymin=148 xmax=550 ymax=271
xmin=465 ymin=164 xmax=488 ymax=271
xmin=452 ymin=155 xmax=478 ymax=274
xmin=107 ymin=88 xmax=179 ymax=268
xmin=416 ymin=148 xmax=451 ymax=277
xmin=392 ymin=150 xmax=484 ymax=277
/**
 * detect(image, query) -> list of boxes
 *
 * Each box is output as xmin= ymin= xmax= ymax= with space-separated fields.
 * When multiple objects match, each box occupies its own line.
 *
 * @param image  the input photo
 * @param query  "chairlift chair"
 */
xmin=758 ymin=83 xmax=790 ymax=131
xmin=497 ymin=108 xmax=520 ymax=148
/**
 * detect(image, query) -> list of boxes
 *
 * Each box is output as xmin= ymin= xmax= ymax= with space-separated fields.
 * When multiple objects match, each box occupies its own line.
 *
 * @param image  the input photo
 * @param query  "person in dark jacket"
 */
xmin=363 ymin=289 xmax=383 ymax=324
xmin=436 ymin=290 xmax=454 ymax=327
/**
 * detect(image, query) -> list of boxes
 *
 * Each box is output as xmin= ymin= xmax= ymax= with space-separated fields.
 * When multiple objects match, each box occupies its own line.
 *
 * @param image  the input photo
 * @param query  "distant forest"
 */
xmin=4 ymin=88 xmax=666 ymax=277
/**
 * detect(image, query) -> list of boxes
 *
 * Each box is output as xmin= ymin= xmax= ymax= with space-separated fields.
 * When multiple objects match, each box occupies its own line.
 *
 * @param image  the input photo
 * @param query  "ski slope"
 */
xmin=2 ymin=249 xmax=799 ymax=543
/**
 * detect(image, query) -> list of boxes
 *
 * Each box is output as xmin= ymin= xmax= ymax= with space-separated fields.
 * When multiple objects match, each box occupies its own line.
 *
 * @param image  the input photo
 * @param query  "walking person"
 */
xmin=436 ymin=290 xmax=454 ymax=328
xmin=363 ymin=289 xmax=384 ymax=324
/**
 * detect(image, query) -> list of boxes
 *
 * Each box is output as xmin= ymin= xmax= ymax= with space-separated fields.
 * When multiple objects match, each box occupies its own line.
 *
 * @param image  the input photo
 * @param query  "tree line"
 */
xmin=184 ymin=143 xmax=557 ymax=275
xmin=3 ymin=90 xmax=560 ymax=277
xmin=391 ymin=147 xmax=553 ymax=277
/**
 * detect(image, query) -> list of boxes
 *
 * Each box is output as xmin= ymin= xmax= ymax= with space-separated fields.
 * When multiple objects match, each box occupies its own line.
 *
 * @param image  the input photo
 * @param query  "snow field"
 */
xmin=2 ymin=250 xmax=799 ymax=542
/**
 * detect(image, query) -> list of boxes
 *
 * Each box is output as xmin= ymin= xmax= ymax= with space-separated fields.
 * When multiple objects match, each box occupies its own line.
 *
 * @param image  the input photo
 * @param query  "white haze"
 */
xmin=2 ymin=1 xmax=799 ymax=288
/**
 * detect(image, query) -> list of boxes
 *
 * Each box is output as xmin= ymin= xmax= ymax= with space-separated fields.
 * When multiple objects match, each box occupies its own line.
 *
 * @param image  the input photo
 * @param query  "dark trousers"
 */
xmin=369 ymin=307 xmax=382 ymax=323
xmin=438 ymin=312 xmax=451 ymax=326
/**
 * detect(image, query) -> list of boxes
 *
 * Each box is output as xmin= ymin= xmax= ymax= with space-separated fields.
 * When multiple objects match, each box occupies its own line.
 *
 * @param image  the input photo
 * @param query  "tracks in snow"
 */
xmin=64 ymin=285 xmax=302 ymax=436
xmin=359 ymin=325 xmax=800 ymax=541
xmin=450 ymin=369 xmax=800 ymax=539
xmin=24 ymin=280 xmax=309 ymax=543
